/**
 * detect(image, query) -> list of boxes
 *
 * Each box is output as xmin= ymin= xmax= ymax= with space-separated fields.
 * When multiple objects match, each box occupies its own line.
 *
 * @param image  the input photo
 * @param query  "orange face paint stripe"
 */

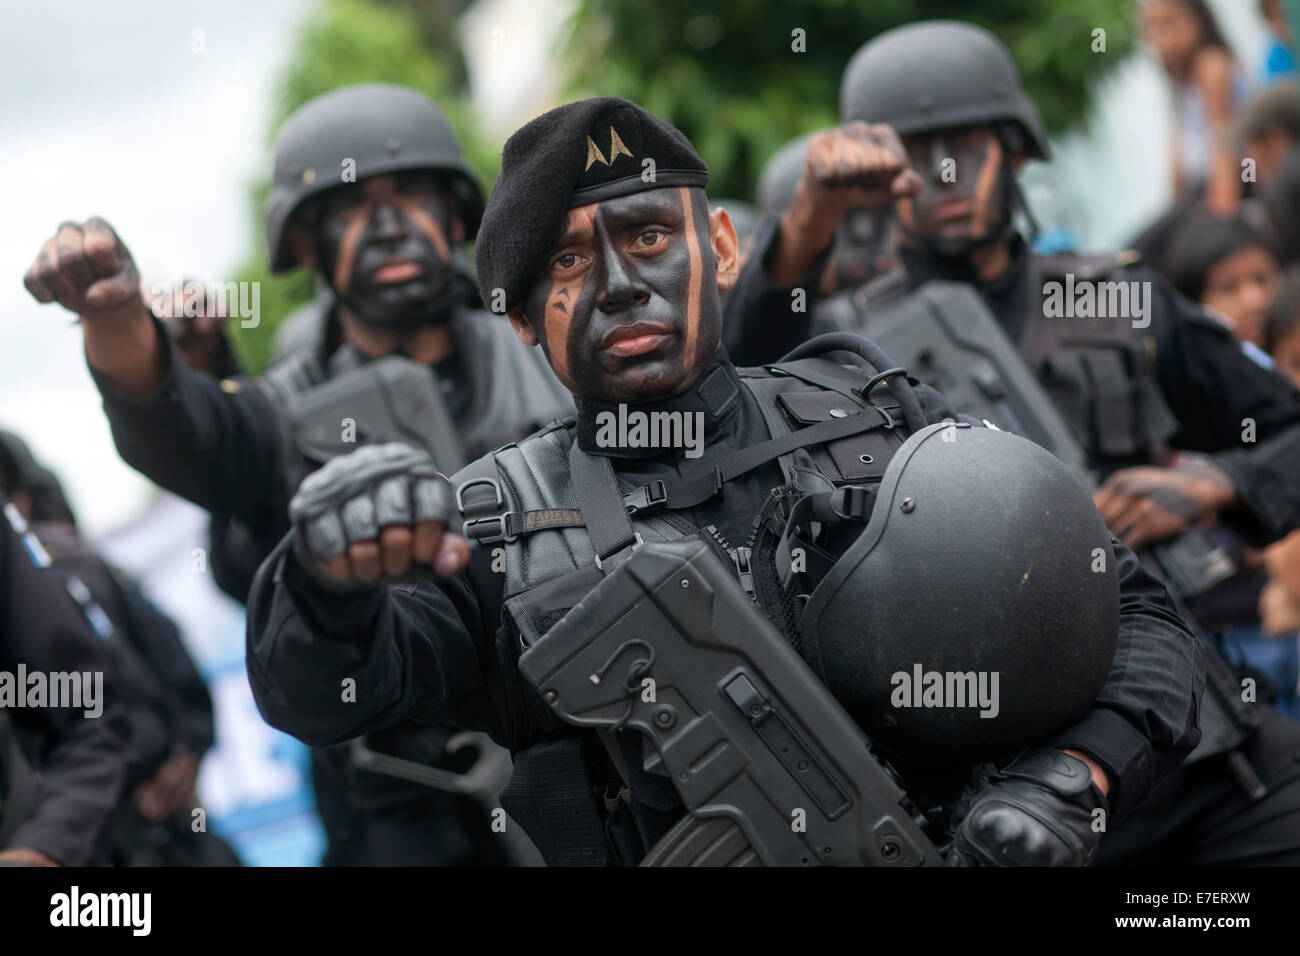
xmin=968 ymin=137 xmax=1003 ymax=237
xmin=333 ymin=213 xmax=368 ymax=293
xmin=679 ymin=186 xmax=703 ymax=369
xmin=405 ymin=205 xmax=452 ymax=263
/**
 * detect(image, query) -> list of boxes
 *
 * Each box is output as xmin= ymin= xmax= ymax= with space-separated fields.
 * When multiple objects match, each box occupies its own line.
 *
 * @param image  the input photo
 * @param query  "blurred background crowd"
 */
xmin=3 ymin=0 xmax=1300 ymax=865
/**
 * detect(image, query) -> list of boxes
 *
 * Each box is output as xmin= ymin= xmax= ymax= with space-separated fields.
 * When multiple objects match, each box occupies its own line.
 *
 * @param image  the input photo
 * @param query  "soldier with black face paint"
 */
xmin=241 ymin=97 xmax=1203 ymax=867
xmin=730 ymin=20 xmax=1300 ymax=866
xmin=23 ymin=84 xmax=571 ymax=867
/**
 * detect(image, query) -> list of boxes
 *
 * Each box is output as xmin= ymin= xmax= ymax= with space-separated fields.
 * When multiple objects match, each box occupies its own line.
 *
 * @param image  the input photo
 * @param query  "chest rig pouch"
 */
xmin=1019 ymin=256 xmax=1179 ymax=467
xmin=455 ymin=334 xmax=933 ymax=865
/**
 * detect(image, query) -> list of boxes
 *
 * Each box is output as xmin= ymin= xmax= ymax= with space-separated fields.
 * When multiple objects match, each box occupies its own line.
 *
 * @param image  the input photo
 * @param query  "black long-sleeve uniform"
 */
xmin=34 ymin=521 xmax=214 ymax=780
xmin=244 ymin=351 xmax=1203 ymax=826
xmin=1 ymin=500 xmax=130 ymax=865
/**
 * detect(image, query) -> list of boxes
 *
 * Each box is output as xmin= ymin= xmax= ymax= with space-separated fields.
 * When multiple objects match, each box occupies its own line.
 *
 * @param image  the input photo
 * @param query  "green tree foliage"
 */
xmin=561 ymin=0 xmax=1137 ymax=201
xmin=229 ymin=0 xmax=493 ymax=374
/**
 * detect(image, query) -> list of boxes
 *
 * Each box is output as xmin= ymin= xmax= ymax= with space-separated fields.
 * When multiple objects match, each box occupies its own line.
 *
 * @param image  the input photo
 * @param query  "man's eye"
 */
xmin=637 ymin=230 xmax=662 ymax=247
xmin=553 ymin=253 xmax=578 ymax=270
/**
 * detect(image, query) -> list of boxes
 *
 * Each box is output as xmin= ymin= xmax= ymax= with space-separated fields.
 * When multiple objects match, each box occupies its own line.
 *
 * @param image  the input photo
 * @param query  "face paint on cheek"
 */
xmin=404 ymin=205 xmax=452 ymax=264
xmin=330 ymin=213 xmax=368 ymax=294
xmin=967 ymin=137 xmax=1003 ymax=237
xmin=543 ymin=273 xmax=584 ymax=387
xmin=679 ymin=186 xmax=704 ymax=373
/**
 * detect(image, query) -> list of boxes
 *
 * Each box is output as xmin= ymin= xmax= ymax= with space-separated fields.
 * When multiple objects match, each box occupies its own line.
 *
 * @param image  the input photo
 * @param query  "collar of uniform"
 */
xmin=574 ymin=349 xmax=742 ymax=458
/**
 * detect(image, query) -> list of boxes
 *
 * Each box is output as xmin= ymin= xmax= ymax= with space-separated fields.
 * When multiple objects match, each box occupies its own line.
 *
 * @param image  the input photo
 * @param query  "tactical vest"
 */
xmin=452 ymin=357 xmax=921 ymax=865
xmin=827 ymin=255 xmax=1180 ymax=475
xmin=1019 ymin=254 xmax=1179 ymax=473
xmin=257 ymin=307 xmax=574 ymax=497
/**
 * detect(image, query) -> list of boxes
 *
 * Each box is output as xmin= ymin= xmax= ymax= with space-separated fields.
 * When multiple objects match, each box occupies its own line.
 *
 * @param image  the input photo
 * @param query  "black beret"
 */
xmin=476 ymin=97 xmax=709 ymax=312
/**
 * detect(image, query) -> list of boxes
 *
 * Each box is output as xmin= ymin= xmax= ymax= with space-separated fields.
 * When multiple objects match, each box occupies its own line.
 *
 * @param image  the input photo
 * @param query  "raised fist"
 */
xmin=801 ymin=121 xmax=923 ymax=210
xmin=24 ymin=218 xmax=142 ymax=321
xmin=288 ymin=443 xmax=468 ymax=591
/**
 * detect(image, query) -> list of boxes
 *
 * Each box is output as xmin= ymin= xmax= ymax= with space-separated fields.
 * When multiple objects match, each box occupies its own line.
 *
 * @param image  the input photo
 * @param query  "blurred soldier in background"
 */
xmin=22 ymin=84 xmax=576 ymax=866
xmin=730 ymin=19 xmax=1300 ymax=865
xmin=0 ymin=430 xmax=239 ymax=865
xmin=0 ymin=491 xmax=130 ymax=866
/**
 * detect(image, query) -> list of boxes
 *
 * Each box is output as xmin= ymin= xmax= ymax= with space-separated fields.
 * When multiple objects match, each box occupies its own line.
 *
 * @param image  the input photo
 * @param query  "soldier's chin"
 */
xmin=349 ymin=291 xmax=453 ymax=330
xmin=599 ymin=360 xmax=692 ymax=405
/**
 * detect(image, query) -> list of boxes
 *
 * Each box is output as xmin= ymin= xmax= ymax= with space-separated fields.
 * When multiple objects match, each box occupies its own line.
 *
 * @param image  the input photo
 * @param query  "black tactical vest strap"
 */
xmin=562 ymin=405 xmax=893 ymax=572
xmin=641 ymin=405 xmax=892 ymax=512
xmin=568 ymin=443 xmax=641 ymax=570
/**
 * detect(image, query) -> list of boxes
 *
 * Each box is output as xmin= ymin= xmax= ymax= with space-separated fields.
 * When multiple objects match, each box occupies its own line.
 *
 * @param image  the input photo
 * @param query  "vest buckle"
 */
xmin=623 ymin=479 xmax=668 ymax=517
xmin=463 ymin=512 xmax=517 ymax=545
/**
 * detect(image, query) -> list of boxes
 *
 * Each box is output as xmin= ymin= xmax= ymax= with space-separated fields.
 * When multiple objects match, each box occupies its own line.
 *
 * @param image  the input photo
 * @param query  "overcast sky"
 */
xmin=0 ymin=0 xmax=312 ymax=537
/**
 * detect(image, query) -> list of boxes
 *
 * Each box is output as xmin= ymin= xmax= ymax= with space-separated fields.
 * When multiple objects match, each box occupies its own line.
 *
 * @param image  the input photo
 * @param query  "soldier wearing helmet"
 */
xmin=23 ymin=84 xmax=576 ymax=866
xmin=728 ymin=20 xmax=1300 ymax=866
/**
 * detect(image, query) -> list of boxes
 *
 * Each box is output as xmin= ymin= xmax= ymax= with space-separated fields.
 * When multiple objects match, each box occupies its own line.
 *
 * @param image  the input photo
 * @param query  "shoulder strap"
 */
xmin=568 ymin=443 xmax=640 ymax=571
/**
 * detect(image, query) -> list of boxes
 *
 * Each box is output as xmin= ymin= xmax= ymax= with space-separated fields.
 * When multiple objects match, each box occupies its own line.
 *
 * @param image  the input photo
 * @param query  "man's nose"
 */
xmin=595 ymin=248 xmax=650 ymax=314
xmin=369 ymin=200 xmax=410 ymax=242
xmin=927 ymin=137 xmax=952 ymax=184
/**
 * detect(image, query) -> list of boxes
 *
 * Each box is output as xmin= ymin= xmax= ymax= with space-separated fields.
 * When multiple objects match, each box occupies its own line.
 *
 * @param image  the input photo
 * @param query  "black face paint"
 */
xmin=522 ymin=187 xmax=723 ymax=403
xmin=897 ymin=127 xmax=1013 ymax=256
xmin=309 ymin=171 xmax=462 ymax=331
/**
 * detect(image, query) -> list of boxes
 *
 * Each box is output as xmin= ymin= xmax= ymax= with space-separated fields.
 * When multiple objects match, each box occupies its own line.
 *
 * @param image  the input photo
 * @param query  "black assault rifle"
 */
xmin=518 ymin=537 xmax=942 ymax=867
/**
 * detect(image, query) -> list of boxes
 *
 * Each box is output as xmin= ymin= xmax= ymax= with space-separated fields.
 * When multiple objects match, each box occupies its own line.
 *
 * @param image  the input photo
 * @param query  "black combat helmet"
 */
xmin=840 ymin=21 xmax=1050 ymax=161
xmin=800 ymin=422 xmax=1118 ymax=768
xmin=265 ymin=84 xmax=485 ymax=273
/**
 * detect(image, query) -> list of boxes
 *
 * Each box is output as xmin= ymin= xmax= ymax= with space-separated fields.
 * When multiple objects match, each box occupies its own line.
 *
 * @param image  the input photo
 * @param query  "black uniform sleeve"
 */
xmin=87 ymin=314 xmax=285 ymax=534
xmin=1145 ymin=271 xmax=1300 ymax=540
xmin=244 ymin=534 xmax=500 ymax=748
xmin=1 ymin=509 xmax=130 ymax=865
xmin=96 ymin=619 xmax=173 ymax=787
xmin=1046 ymin=537 xmax=1205 ymax=822
xmin=116 ymin=576 xmax=215 ymax=756
xmin=722 ymin=216 xmax=831 ymax=367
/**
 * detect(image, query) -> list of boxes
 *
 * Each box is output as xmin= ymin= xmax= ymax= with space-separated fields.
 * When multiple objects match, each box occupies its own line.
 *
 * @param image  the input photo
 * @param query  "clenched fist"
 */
xmin=770 ymin=122 xmax=921 ymax=286
xmin=289 ymin=443 xmax=470 ymax=591
xmin=800 ymin=121 xmax=923 ymax=210
xmin=23 ymin=217 xmax=142 ymax=321
xmin=24 ymin=217 xmax=163 ymax=396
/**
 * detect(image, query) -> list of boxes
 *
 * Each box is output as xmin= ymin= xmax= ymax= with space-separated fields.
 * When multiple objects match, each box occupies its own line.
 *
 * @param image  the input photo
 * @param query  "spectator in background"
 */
xmin=1240 ymin=81 xmax=1300 ymax=182
xmin=1165 ymin=208 xmax=1282 ymax=347
xmin=1257 ymin=272 xmax=1300 ymax=715
xmin=1261 ymin=0 xmax=1297 ymax=82
xmin=1164 ymin=212 xmax=1300 ymax=718
xmin=1143 ymin=0 xmax=1252 ymax=214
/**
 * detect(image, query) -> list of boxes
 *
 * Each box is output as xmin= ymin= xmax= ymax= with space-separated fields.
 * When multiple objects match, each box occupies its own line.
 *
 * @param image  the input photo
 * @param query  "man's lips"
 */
xmin=929 ymin=198 xmax=973 ymax=222
xmin=369 ymin=259 xmax=424 ymax=285
xmin=600 ymin=322 xmax=675 ymax=358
